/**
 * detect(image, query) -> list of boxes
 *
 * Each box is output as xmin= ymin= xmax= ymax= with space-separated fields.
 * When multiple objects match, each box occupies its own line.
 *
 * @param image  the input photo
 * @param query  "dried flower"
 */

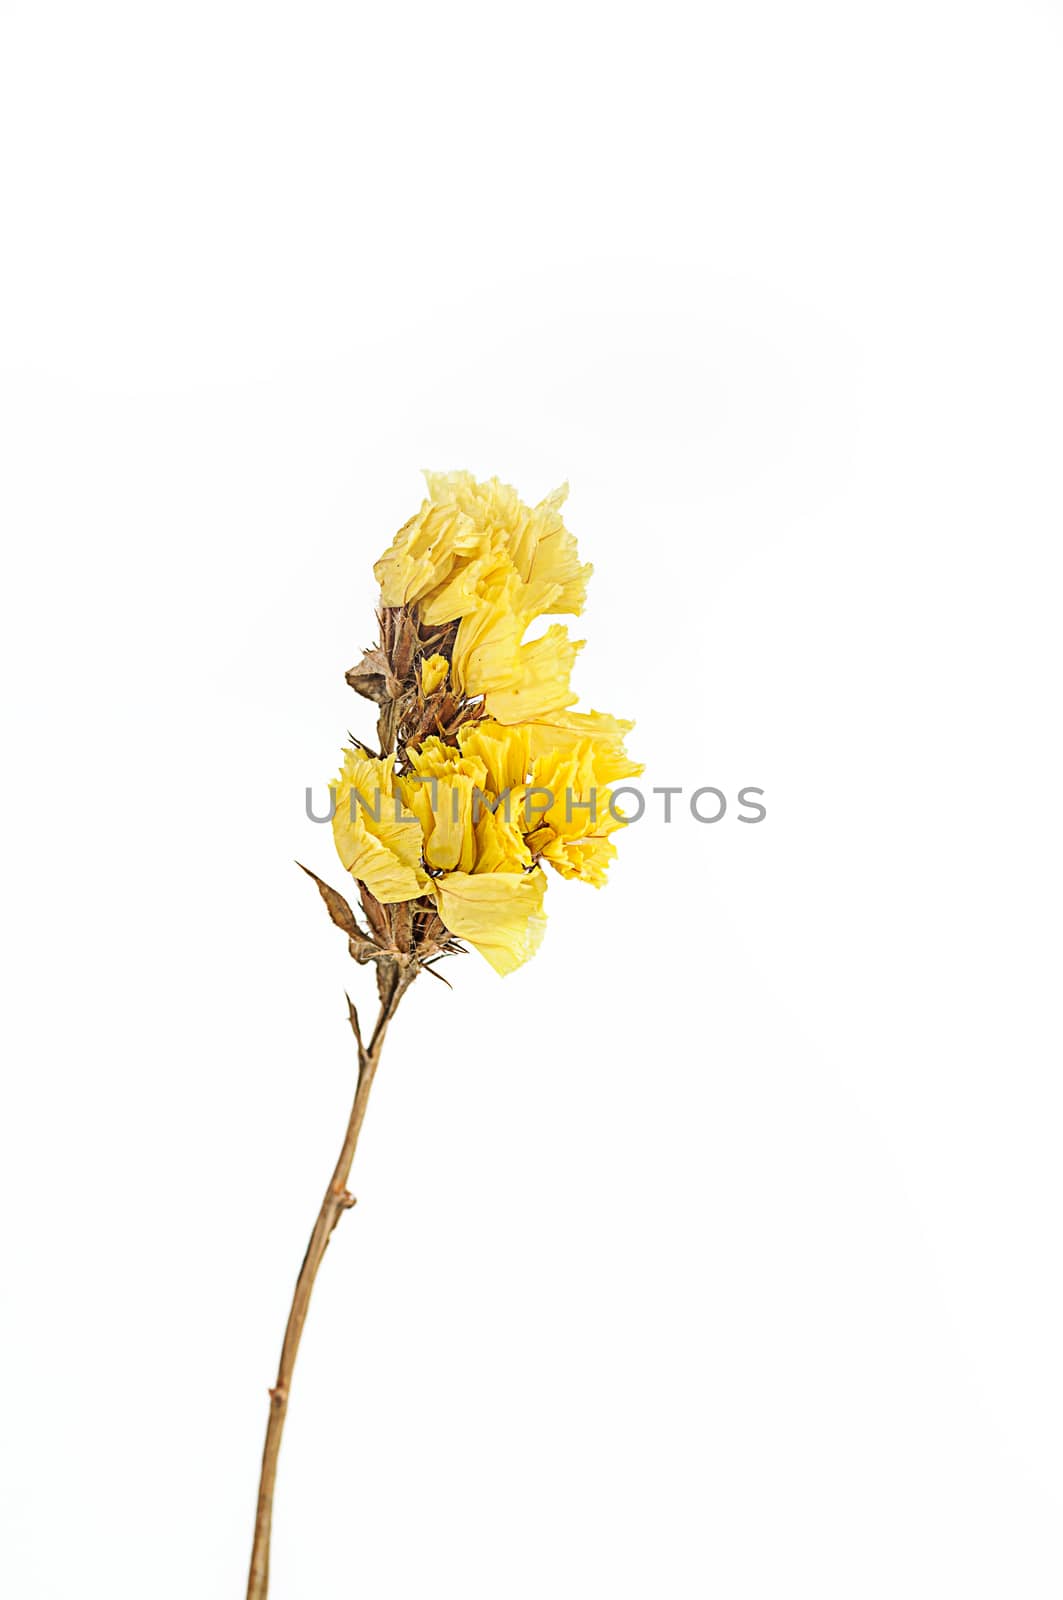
xmin=339 ymin=471 xmax=641 ymax=973
xmin=246 ymin=473 xmax=639 ymax=1598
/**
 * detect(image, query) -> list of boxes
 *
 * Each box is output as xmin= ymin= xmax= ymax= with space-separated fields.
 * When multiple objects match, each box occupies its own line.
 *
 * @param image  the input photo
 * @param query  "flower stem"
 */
xmin=246 ymin=962 xmax=415 ymax=1600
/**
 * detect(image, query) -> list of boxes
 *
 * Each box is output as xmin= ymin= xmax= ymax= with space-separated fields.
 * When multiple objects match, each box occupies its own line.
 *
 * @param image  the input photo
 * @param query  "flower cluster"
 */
xmin=327 ymin=472 xmax=641 ymax=976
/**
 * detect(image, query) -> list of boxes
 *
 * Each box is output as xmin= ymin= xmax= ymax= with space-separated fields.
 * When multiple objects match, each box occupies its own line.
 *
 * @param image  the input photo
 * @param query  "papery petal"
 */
xmin=457 ymin=720 xmax=531 ymax=797
xmin=539 ymin=832 xmax=618 ymax=887
xmin=399 ymin=740 xmax=487 ymax=874
xmin=524 ymin=709 xmax=644 ymax=783
xmin=473 ymin=800 xmax=534 ymax=874
xmin=449 ymin=569 xmax=526 ymax=700
xmin=433 ymin=868 xmax=548 ymax=976
xmin=483 ymin=625 xmax=582 ymax=724
xmin=331 ymin=749 xmax=428 ymax=903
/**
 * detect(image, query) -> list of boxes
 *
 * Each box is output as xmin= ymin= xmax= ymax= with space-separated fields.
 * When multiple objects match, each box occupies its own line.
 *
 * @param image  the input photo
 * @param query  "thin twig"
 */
xmin=246 ymin=961 xmax=416 ymax=1600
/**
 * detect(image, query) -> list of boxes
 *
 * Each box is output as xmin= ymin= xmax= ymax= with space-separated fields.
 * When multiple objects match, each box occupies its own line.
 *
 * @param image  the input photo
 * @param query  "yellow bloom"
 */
xmin=332 ymin=474 xmax=639 ymax=976
xmin=456 ymin=720 xmax=531 ymax=796
xmin=524 ymin=742 xmax=630 ymax=888
xmin=460 ymin=715 xmax=643 ymax=889
xmin=472 ymin=801 xmax=533 ymax=875
xmin=419 ymin=653 xmax=449 ymax=696
xmin=379 ymin=736 xmax=541 ymax=973
xmin=398 ymin=737 xmax=532 ymax=876
xmin=422 ymin=472 xmax=592 ymax=617
xmin=374 ymin=501 xmax=483 ymax=618
xmin=331 ymin=750 xmax=428 ymax=904
xmin=331 ymin=740 xmax=546 ymax=974
xmin=399 ymin=739 xmax=487 ymax=874
xmin=374 ymin=472 xmax=591 ymax=725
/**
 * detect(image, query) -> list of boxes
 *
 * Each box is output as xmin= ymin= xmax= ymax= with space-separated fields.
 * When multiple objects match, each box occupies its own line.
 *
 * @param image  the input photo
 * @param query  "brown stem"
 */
xmin=246 ymin=961 xmax=416 ymax=1600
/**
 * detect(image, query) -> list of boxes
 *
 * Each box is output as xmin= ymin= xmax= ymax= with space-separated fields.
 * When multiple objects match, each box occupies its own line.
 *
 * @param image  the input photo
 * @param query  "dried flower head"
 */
xmin=335 ymin=471 xmax=642 ymax=975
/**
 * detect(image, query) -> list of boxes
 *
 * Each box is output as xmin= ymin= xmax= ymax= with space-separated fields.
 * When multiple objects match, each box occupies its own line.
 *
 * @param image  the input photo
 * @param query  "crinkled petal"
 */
xmin=483 ymin=625 xmax=583 ymax=724
xmin=457 ymin=720 xmax=531 ymax=797
xmin=332 ymin=749 xmax=428 ymax=903
xmin=374 ymin=502 xmax=483 ymax=615
xmin=433 ymin=868 xmax=547 ymax=976
xmin=524 ymin=709 xmax=644 ymax=783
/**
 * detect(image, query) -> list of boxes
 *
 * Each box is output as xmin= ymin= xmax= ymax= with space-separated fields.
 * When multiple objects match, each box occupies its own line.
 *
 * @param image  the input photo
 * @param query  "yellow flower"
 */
xmin=422 ymin=472 xmax=592 ymax=617
xmin=398 ymin=737 xmax=533 ymax=876
xmin=331 ymin=474 xmax=639 ymax=976
xmin=331 ymin=750 xmax=429 ymax=904
xmin=472 ymin=800 xmax=533 ymax=875
xmin=401 ymin=738 xmax=542 ymax=975
xmin=524 ymin=742 xmax=630 ymax=888
xmin=374 ymin=472 xmax=590 ymax=725
xmin=455 ymin=719 xmax=531 ymax=796
xmin=458 ymin=716 xmax=644 ymax=889
xmin=419 ymin=653 xmax=449 ymax=696
xmin=374 ymin=500 xmax=484 ymax=619
xmin=332 ymin=740 xmax=545 ymax=975
xmin=400 ymin=738 xmax=487 ymax=874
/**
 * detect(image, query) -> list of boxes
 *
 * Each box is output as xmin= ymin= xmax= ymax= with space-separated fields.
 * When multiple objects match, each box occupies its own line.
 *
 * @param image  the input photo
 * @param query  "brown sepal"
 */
xmin=358 ymin=882 xmax=392 ymax=946
xmin=297 ymin=863 xmax=366 ymax=940
xmin=345 ymin=645 xmax=393 ymax=706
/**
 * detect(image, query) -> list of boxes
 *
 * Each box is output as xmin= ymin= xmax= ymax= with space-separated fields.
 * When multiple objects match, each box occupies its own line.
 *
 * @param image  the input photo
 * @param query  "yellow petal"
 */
xmin=524 ymin=733 xmax=639 ymax=887
xmin=523 ymin=708 xmax=644 ymax=783
xmin=374 ymin=502 xmax=483 ymax=613
xmin=520 ymin=484 xmax=593 ymax=617
xmin=423 ymin=472 xmax=592 ymax=618
xmin=539 ymin=832 xmax=618 ymax=887
xmin=473 ymin=801 xmax=534 ymax=874
xmin=457 ymin=720 xmax=531 ymax=797
xmin=399 ymin=740 xmax=487 ymax=874
xmin=433 ymin=868 xmax=548 ymax=976
xmin=417 ymin=548 xmax=509 ymax=627
xmin=332 ymin=749 xmax=428 ymax=903
xmin=483 ymin=625 xmax=583 ymax=724
xmin=449 ymin=568 xmax=526 ymax=701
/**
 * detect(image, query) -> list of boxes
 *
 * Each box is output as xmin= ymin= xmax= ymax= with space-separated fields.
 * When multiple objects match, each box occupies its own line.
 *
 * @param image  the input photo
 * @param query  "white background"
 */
xmin=2 ymin=3 xmax=1061 ymax=1596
